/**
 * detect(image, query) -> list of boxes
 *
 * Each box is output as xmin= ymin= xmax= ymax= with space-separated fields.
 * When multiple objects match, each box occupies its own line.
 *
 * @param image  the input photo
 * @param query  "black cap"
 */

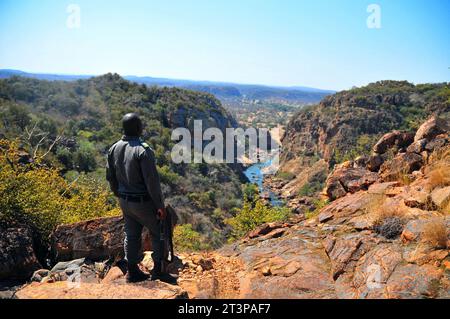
xmin=122 ymin=113 xmax=143 ymax=137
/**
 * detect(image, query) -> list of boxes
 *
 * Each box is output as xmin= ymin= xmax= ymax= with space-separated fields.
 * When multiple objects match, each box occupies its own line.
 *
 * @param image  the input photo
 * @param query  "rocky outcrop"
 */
xmin=414 ymin=116 xmax=449 ymax=142
xmin=51 ymin=216 xmax=152 ymax=262
xmin=322 ymin=116 xmax=449 ymax=201
xmin=277 ymin=81 xmax=449 ymax=204
xmin=220 ymin=224 xmax=337 ymax=299
xmin=224 ymin=116 xmax=449 ymax=299
xmin=379 ymin=153 xmax=424 ymax=182
xmin=0 ymin=227 xmax=41 ymax=280
xmin=15 ymin=280 xmax=188 ymax=299
xmin=324 ymin=163 xmax=379 ymax=200
xmin=372 ymin=131 xmax=414 ymax=154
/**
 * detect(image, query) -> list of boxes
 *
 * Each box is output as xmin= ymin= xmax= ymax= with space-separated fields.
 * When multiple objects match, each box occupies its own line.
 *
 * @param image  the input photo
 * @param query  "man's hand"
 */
xmin=157 ymin=208 xmax=167 ymax=220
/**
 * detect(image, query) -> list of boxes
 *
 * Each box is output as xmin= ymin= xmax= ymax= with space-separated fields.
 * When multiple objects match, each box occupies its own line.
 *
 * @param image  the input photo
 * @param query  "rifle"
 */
xmin=159 ymin=205 xmax=177 ymax=273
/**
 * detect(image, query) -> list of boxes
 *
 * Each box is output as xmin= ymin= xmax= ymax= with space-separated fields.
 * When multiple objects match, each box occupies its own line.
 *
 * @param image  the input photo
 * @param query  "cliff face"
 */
xmin=275 ymin=81 xmax=450 ymax=200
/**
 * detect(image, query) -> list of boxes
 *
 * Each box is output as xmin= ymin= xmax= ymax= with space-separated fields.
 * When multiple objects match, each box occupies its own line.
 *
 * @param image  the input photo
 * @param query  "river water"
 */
xmin=243 ymin=159 xmax=283 ymax=207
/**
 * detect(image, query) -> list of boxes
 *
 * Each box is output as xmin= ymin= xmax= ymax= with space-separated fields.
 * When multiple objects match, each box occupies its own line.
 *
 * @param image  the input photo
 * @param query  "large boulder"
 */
xmin=430 ymin=186 xmax=450 ymax=209
xmin=414 ymin=116 xmax=449 ymax=142
xmin=0 ymin=227 xmax=41 ymax=280
xmin=385 ymin=264 xmax=444 ymax=299
xmin=373 ymin=131 xmax=414 ymax=154
xmin=229 ymin=226 xmax=337 ymax=299
xmin=379 ymin=152 xmax=424 ymax=182
xmin=407 ymin=139 xmax=427 ymax=154
xmin=324 ymin=163 xmax=378 ymax=200
xmin=366 ymin=154 xmax=384 ymax=172
xmin=51 ymin=216 xmax=151 ymax=262
xmin=318 ymin=191 xmax=375 ymax=224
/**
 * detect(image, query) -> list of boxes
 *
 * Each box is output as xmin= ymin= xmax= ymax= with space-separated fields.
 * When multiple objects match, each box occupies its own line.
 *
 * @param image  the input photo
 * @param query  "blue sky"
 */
xmin=0 ymin=0 xmax=449 ymax=90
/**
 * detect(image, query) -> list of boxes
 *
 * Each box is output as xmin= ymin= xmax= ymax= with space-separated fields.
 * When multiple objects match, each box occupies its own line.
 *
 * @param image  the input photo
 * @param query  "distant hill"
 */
xmin=0 ymin=69 xmax=334 ymax=104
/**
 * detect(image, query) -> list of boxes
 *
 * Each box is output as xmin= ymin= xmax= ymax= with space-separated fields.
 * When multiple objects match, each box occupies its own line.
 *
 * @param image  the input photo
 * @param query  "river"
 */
xmin=243 ymin=159 xmax=283 ymax=207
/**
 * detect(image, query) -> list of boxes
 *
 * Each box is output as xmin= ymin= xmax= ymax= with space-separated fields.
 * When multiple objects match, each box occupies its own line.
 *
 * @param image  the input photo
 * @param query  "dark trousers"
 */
xmin=119 ymin=198 xmax=161 ymax=265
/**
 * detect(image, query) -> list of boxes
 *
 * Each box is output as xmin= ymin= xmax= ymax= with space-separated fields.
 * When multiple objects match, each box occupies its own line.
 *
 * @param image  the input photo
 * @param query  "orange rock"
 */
xmin=102 ymin=266 xmax=125 ymax=283
xmin=443 ymin=260 xmax=450 ymax=270
xmin=15 ymin=281 xmax=188 ymax=299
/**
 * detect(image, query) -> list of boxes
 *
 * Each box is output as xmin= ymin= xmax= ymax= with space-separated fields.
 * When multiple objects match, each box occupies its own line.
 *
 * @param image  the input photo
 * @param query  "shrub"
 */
xmin=371 ymin=203 xmax=406 ymax=239
xmin=73 ymin=140 xmax=97 ymax=172
xmin=242 ymin=183 xmax=259 ymax=202
xmin=157 ymin=165 xmax=180 ymax=185
xmin=276 ymin=171 xmax=295 ymax=181
xmin=226 ymin=196 xmax=291 ymax=240
xmin=426 ymin=162 xmax=450 ymax=189
xmin=374 ymin=217 xmax=404 ymax=239
xmin=305 ymin=198 xmax=329 ymax=219
xmin=422 ymin=218 xmax=448 ymax=249
xmin=299 ymin=181 xmax=323 ymax=197
xmin=173 ymin=224 xmax=209 ymax=252
xmin=0 ymin=139 xmax=119 ymax=246
xmin=187 ymin=192 xmax=215 ymax=209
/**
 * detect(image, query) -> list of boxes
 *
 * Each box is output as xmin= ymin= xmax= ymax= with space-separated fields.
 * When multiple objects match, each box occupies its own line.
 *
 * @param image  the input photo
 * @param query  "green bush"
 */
xmin=0 ymin=140 xmax=119 ymax=246
xmin=226 ymin=196 xmax=291 ymax=240
xmin=305 ymin=199 xmax=329 ymax=219
xmin=157 ymin=165 xmax=180 ymax=185
xmin=173 ymin=224 xmax=209 ymax=252
xmin=298 ymin=181 xmax=322 ymax=197
xmin=242 ymin=183 xmax=259 ymax=202
xmin=276 ymin=171 xmax=295 ymax=181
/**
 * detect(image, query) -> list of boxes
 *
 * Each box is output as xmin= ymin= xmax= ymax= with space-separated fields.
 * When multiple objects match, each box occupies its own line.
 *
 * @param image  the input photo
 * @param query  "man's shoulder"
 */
xmin=140 ymin=141 xmax=151 ymax=150
xmin=139 ymin=141 xmax=155 ymax=154
xmin=108 ymin=140 xmax=123 ymax=153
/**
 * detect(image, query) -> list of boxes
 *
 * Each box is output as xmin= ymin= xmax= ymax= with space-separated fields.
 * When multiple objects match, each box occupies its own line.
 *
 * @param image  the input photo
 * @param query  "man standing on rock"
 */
xmin=106 ymin=113 xmax=177 ymax=285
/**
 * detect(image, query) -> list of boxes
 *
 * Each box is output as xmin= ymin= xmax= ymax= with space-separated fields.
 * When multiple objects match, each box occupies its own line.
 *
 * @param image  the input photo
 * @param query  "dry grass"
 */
xmin=372 ymin=203 xmax=407 ymax=224
xmin=422 ymin=218 xmax=449 ymax=249
xmin=426 ymin=144 xmax=450 ymax=189
xmin=428 ymin=145 xmax=450 ymax=165
xmin=439 ymin=201 xmax=450 ymax=215
xmin=426 ymin=162 xmax=450 ymax=189
xmin=369 ymin=199 xmax=407 ymax=239
xmin=397 ymin=167 xmax=415 ymax=186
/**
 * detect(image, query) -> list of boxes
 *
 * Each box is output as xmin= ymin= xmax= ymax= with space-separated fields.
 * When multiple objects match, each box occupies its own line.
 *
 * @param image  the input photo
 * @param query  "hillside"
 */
xmin=270 ymin=81 xmax=450 ymax=207
xmin=0 ymin=74 xmax=245 ymax=250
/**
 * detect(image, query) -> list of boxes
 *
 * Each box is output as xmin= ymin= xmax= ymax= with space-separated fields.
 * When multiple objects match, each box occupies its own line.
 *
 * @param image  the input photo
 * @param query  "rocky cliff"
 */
xmin=274 ymin=81 xmax=450 ymax=203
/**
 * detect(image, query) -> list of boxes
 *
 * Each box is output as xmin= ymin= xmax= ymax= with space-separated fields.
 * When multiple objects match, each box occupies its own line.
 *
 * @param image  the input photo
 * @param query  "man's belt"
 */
xmin=119 ymin=194 xmax=151 ymax=202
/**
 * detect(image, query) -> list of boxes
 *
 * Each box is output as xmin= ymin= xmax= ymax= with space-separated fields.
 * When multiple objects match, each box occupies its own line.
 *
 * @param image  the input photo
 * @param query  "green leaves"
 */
xmin=226 ymin=194 xmax=291 ymax=240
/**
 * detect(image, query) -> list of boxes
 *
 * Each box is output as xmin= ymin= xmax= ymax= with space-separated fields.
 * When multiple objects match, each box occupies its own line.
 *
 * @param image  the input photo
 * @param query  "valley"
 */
xmin=0 ymin=73 xmax=449 ymax=299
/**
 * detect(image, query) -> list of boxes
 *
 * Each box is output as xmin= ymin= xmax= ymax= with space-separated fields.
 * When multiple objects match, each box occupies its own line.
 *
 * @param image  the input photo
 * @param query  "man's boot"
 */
xmin=151 ymin=262 xmax=178 ymax=285
xmin=126 ymin=263 xmax=150 ymax=283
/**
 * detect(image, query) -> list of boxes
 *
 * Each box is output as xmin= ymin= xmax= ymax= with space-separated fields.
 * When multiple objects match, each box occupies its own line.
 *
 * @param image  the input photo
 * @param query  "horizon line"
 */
xmin=0 ymin=67 xmax=339 ymax=93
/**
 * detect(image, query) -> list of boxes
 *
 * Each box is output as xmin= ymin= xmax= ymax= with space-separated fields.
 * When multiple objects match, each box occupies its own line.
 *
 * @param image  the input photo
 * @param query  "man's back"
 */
xmin=106 ymin=136 xmax=164 ymax=210
xmin=108 ymin=137 xmax=148 ymax=195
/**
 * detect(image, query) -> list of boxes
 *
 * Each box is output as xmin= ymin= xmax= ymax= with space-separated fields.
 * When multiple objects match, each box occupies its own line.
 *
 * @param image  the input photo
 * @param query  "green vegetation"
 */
xmin=329 ymin=134 xmax=381 ymax=165
xmin=173 ymin=224 xmax=210 ymax=252
xmin=0 ymin=74 xmax=244 ymax=248
xmin=305 ymin=198 xmax=329 ymax=219
xmin=276 ymin=171 xmax=296 ymax=181
xmin=226 ymin=194 xmax=291 ymax=240
xmin=0 ymin=140 xmax=120 ymax=247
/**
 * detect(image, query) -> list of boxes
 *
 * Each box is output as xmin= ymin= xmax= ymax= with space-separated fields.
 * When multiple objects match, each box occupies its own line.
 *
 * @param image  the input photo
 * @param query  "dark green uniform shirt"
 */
xmin=106 ymin=136 xmax=165 ymax=211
